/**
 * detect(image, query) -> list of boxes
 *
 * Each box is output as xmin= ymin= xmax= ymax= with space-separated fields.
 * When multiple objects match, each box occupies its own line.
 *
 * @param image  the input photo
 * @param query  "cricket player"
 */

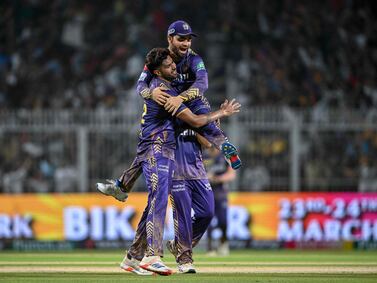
xmin=204 ymin=147 xmax=236 ymax=256
xmin=165 ymin=127 xmax=215 ymax=273
xmin=98 ymin=48 xmax=241 ymax=276
xmin=137 ymin=20 xmax=241 ymax=170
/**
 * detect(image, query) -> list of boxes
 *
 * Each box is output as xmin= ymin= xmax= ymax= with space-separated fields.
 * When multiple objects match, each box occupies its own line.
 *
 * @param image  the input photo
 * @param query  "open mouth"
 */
xmin=179 ymin=48 xmax=188 ymax=54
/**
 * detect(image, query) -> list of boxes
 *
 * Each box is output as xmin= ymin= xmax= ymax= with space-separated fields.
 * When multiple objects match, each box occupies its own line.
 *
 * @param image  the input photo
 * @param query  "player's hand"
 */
xmin=151 ymin=86 xmax=171 ymax=105
xmin=220 ymin=99 xmax=241 ymax=116
xmin=207 ymin=172 xmax=219 ymax=184
xmin=164 ymin=96 xmax=183 ymax=116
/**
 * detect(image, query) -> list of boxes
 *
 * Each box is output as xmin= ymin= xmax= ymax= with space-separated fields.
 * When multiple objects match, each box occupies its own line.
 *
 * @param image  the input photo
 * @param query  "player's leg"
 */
xmin=96 ymin=156 xmax=141 ymax=201
xmin=169 ymin=179 xmax=206 ymax=274
xmin=190 ymin=179 xmax=215 ymax=248
xmin=118 ymin=156 xmax=143 ymax=192
xmin=187 ymin=101 xmax=242 ymax=169
xmin=138 ymin=153 xmax=174 ymax=275
xmin=206 ymin=219 xmax=215 ymax=254
xmin=216 ymin=194 xmax=229 ymax=255
xmin=168 ymin=180 xmax=193 ymax=265
xmin=120 ymin=206 xmax=153 ymax=275
xmin=127 ymin=198 xmax=150 ymax=261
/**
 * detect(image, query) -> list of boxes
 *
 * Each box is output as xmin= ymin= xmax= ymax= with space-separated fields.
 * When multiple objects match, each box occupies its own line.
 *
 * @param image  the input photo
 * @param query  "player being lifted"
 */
xmin=97 ymin=20 xmax=242 ymax=274
xmin=139 ymin=20 xmax=241 ymax=170
xmin=98 ymin=20 xmax=242 ymax=199
xmin=97 ymin=47 xmax=241 ymax=275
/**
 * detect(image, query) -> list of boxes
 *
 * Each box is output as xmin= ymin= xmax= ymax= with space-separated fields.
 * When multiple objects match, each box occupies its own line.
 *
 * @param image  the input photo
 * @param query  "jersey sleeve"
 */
xmin=179 ymin=54 xmax=209 ymax=102
xmin=136 ymin=65 xmax=154 ymax=99
xmin=175 ymin=103 xmax=188 ymax=117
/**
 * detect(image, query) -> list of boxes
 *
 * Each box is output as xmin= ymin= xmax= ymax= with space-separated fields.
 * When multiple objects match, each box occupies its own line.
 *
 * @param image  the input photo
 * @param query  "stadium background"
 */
xmin=1 ymin=0 xmax=377 ymax=255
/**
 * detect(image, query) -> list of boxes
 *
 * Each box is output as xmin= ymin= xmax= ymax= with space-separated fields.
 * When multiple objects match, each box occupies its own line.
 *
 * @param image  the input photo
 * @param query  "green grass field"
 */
xmin=1 ymin=249 xmax=377 ymax=282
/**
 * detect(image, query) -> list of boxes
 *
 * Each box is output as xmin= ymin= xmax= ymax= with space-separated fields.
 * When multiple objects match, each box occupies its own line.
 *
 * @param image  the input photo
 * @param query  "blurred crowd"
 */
xmin=1 ymin=0 xmax=377 ymax=193
xmin=1 ymin=0 xmax=377 ymax=110
xmin=1 ymin=132 xmax=77 ymax=193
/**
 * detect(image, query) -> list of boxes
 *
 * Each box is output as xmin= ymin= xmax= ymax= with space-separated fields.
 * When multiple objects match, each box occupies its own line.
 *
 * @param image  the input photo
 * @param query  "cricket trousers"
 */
xmin=127 ymin=152 xmax=174 ymax=259
xmin=170 ymin=179 xmax=215 ymax=264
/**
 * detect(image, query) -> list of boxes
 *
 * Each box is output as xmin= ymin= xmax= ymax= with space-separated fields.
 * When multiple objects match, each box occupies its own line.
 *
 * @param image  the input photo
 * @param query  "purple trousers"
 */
xmin=128 ymin=178 xmax=214 ymax=263
xmin=128 ymin=152 xmax=174 ymax=259
xmin=170 ymin=179 xmax=215 ymax=264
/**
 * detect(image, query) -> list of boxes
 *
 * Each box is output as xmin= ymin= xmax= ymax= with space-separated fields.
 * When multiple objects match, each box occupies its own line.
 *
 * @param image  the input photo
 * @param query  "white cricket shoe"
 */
xmin=217 ymin=242 xmax=230 ymax=256
xmin=139 ymin=255 xmax=173 ymax=276
xmin=96 ymin=179 xmax=128 ymax=202
xmin=120 ymin=254 xmax=154 ymax=276
xmin=178 ymin=262 xmax=196 ymax=274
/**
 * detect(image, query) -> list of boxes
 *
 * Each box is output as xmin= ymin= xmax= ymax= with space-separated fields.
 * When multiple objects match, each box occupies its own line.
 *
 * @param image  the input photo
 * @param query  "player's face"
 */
xmin=158 ymin=55 xmax=177 ymax=81
xmin=168 ymin=35 xmax=192 ymax=58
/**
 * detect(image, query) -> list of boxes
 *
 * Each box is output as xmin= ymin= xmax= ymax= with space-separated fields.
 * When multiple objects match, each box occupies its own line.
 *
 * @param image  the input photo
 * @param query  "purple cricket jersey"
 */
xmin=203 ymin=151 xmax=229 ymax=198
xmin=137 ymin=49 xmax=208 ymax=100
xmin=173 ymin=129 xmax=207 ymax=180
xmin=137 ymin=77 xmax=186 ymax=160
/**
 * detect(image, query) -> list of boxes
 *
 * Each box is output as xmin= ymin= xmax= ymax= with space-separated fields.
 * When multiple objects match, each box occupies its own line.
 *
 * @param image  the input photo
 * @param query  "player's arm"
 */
xmin=178 ymin=55 xmax=208 ymax=102
xmin=136 ymin=66 xmax=170 ymax=105
xmin=209 ymin=166 xmax=236 ymax=184
xmin=196 ymin=134 xmax=213 ymax=149
xmin=176 ymin=99 xmax=240 ymax=128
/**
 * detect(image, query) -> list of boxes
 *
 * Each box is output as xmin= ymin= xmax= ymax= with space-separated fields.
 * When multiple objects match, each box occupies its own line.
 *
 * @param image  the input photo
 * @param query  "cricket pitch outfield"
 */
xmin=1 ymin=249 xmax=377 ymax=282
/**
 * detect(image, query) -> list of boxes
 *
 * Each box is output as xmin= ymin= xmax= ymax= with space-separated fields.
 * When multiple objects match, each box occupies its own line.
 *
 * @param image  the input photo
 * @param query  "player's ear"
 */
xmin=167 ymin=35 xmax=173 ymax=44
xmin=153 ymin=69 xmax=161 ymax=76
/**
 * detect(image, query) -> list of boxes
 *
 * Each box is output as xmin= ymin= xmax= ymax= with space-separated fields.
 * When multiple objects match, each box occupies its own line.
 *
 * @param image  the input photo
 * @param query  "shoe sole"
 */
xmin=96 ymin=183 xmax=127 ymax=202
xmin=180 ymin=269 xmax=196 ymax=274
xmin=120 ymin=264 xmax=154 ymax=276
xmin=221 ymin=142 xmax=242 ymax=170
xmin=140 ymin=264 xmax=173 ymax=276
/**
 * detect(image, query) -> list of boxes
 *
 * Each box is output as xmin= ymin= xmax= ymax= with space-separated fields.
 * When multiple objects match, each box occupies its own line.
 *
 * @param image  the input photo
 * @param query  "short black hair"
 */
xmin=145 ymin=48 xmax=170 ymax=73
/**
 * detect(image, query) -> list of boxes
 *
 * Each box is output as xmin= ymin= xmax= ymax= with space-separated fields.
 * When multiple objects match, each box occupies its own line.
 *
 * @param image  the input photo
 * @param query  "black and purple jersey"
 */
xmin=137 ymin=49 xmax=208 ymax=100
xmin=203 ymin=151 xmax=229 ymax=197
xmin=137 ymin=77 xmax=187 ymax=159
xmin=173 ymin=129 xmax=207 ymax=180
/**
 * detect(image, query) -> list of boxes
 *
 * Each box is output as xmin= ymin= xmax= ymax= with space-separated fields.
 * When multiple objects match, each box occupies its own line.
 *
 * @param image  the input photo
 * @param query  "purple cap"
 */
xmin=167 ymin=20 xmax=197 ymax=37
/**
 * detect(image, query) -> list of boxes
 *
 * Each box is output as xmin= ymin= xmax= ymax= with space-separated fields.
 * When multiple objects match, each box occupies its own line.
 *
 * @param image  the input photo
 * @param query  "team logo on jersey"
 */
xmin=196 ymin=61 xmax=206 ymax=71
xmin=138 ymin=72 xmax=147 ymax=81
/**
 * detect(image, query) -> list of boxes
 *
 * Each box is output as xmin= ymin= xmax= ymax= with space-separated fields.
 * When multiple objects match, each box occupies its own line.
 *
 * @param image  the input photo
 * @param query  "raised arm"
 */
xmin=176 ymin=99 xmax=241 ymax=128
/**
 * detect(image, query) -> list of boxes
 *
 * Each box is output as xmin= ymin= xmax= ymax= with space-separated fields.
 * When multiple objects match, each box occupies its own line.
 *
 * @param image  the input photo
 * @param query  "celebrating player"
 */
xmin=137 ymin=20 xmax=241 ymax=170
xmin=98 ymin=47 xmax=241 ymax=276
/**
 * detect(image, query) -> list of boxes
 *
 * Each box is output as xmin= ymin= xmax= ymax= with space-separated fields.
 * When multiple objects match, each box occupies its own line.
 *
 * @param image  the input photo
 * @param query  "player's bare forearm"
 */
xmin=177 ymin=109 xmax=225 ymax=128
xmin=201 ymin=109 xmax=227 ymax=126
xmin=196 ymin=134 xmax=213 ymax=148
xmin=176 ymin=98 xmax=240 ymax=128
xmin=215 ymin=167 xmax=236 ymax=183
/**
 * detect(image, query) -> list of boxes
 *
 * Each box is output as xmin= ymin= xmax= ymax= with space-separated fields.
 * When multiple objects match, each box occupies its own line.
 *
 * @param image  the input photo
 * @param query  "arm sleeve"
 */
xmin=179 ymin=55 xmax=208 ymax=102
xmin=174 ymin=104 xmax=188 ymax=117
xmin=136 ymin=65 xmax=154 ymax=99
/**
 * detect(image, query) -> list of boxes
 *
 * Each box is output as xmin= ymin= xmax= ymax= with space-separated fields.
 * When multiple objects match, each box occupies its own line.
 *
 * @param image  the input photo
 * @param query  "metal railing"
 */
xmin=1 ymin=108 xmax=377 ymax=193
